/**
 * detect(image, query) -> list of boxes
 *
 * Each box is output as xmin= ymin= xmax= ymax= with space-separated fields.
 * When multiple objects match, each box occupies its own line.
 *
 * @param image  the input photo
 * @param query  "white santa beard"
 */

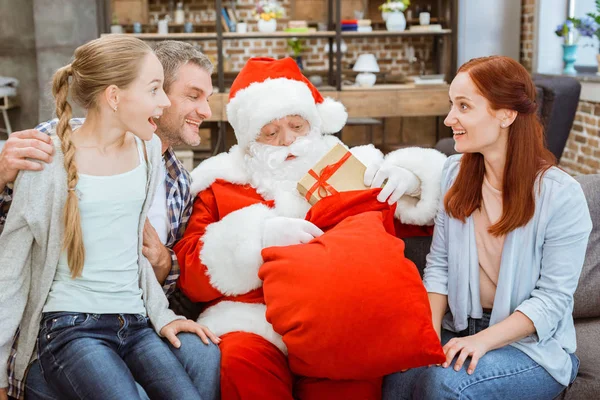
xmin=245 ymin=130 xmax=332 ymax=218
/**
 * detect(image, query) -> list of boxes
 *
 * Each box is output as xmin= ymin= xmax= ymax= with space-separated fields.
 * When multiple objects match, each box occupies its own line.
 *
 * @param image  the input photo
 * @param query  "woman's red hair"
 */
xmin=444 ymin=56 xmax=556 ymax=236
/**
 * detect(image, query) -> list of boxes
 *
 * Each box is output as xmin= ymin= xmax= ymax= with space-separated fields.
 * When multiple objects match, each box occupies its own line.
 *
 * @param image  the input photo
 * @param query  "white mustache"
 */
xmin=247 ymin=134 xmax=318 ymax=169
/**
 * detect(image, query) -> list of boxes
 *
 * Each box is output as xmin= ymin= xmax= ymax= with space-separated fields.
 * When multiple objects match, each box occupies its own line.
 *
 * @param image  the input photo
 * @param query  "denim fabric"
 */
xmin=34 ymin=312 xmax=209 ymax=400
xmin=24 ymin=360 xmax=150 ymax=400
xmin=25 ymin=332 xmax=221 ymax=400
xmin=166 ymin=332 xmax=221 ymax=400
xmin=383 ymin=313 xmax=579 ymax=400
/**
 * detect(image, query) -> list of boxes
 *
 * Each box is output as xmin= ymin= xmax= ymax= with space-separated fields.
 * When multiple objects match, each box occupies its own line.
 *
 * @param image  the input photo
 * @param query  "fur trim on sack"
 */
xmin=382 ymin=147 xmax=447 ymax=225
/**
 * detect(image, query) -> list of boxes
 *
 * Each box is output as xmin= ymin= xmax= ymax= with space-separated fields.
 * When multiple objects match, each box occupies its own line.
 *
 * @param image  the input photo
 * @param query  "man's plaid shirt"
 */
xmin=1 ymin=118 xmax=193 ymax=399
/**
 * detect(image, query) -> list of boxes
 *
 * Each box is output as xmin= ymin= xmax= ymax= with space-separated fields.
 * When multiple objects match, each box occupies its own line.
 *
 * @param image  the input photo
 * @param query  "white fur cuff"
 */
xmin=200 ymin=203 xmax=277 ymax=296
xmin=350 ymin=144 xmax=384 ymax=168
xmin=198 ymin=301 xmax=287 ymax=354
xmin=383 ymin=147 xmax=447 ymax=225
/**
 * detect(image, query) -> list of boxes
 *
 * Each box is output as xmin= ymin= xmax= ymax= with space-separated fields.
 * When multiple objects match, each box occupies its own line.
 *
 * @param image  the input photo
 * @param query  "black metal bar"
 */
xmin=215 ymin=0 xmax=225 ymax=153
xmin=450 ymin=0 xmax=458 ymax=79
xmin=328 ymin=0 xmax=334 ymax=86
xmin=335 ymin=0 xmax=342 ymax=91
xmin=97 ymin=0 xmax=110 ymax=35
xmin=215 ymin=0 xmax=224 ymax=92
xmin=218 ymin=122 xmax=227 ymax=153
xmin=433 ymin=36 xmax=439 ymax=74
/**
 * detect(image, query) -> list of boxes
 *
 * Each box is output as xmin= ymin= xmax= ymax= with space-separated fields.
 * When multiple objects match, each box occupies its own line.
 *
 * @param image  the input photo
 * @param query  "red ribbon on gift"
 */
xmin=305 ymin=151 xmax=352 ymax=202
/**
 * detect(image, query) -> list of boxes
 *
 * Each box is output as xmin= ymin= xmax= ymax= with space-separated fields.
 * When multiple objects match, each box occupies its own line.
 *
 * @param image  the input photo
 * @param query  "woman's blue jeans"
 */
xmin=30 ymin=312 xmax=220 ymax=400
xmin=382 ymin=312 xmax=579 ymax=400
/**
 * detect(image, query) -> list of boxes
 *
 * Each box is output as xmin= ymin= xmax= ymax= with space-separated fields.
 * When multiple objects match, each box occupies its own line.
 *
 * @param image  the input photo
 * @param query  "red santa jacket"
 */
xmin=174 ymin=138 xmax=447 ymax=353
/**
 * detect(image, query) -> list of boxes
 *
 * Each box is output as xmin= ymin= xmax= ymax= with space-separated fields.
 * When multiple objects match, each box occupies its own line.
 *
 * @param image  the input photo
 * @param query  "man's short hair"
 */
xmin=153 ymin=40 xmax=213 ymax=93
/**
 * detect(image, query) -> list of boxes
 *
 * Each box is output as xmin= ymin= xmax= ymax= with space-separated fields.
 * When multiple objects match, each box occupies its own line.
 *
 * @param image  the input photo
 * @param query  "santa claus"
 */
xmin=174 ymin=57 xmax=447 ymax=399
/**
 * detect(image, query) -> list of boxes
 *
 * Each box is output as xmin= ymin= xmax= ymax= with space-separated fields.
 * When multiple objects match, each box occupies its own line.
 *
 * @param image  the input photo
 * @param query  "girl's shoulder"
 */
xmin=143 ymin=134 xmax=163 ymax=166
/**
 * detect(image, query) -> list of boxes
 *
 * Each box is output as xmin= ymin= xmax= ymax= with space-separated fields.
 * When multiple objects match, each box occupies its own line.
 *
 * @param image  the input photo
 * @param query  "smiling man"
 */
xmin=0 ymin=40 xmax=220 ymax=400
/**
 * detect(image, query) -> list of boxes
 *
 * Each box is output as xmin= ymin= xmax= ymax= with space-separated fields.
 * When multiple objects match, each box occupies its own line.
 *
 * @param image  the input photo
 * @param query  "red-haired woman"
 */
xmin=383 ymin=56 xmax=592 ymax=399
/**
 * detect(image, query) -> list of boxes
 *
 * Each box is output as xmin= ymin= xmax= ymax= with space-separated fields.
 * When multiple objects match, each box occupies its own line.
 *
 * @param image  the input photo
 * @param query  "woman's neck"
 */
xmin=72 ymin=110 xmax=127 ymax=153
xmin=482 ymin=149 xmax=506 ymax=191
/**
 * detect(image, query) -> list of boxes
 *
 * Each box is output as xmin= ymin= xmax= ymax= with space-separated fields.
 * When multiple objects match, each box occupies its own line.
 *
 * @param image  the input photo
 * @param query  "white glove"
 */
xmin=262 ymin=217 xmax=324 ymax=248
xmin=364 ymin=164 xmax=421 ymax=205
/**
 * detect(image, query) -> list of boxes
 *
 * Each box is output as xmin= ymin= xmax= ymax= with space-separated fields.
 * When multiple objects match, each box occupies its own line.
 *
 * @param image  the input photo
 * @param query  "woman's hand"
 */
xmin=0 ymin=387 xmax=9 ymax=400
xmin=160 ymin=319 xmax=221 ymax=348
xmin=442 ymin=334 xmax=490 ymax=375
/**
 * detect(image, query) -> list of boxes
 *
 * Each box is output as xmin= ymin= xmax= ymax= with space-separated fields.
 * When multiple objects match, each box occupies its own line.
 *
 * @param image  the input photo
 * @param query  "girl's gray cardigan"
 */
xmin=0 ymin=131 xmax=184 ymax=388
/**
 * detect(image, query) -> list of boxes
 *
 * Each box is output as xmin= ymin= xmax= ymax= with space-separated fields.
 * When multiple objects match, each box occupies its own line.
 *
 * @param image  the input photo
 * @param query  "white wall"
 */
xmin=457 ymin=0 xmax=522 ymax=68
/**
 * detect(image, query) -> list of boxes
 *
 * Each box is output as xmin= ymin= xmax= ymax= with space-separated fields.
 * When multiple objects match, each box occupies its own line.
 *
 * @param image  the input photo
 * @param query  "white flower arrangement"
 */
xmin=379 ymin=0 xmax=410 ymax=13
xmin=252 ymin=1 xmax=285 ymax=21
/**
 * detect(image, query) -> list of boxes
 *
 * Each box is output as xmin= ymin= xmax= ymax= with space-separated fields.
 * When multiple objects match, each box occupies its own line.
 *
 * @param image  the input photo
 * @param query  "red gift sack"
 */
xmin=259 ymin=189 xmax=445 ymax=380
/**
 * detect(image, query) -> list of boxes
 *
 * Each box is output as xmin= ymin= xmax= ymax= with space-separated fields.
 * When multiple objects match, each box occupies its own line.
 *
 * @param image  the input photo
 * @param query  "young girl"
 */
xmin=383 ymin=56 xmax=592 ymax=399
xmin=0 ymin=35 xmax=218 ymax=400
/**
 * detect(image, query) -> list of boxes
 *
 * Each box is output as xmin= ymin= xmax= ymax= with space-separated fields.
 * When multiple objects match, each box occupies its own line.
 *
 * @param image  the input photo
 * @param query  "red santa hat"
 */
xmin=226 ymin=57 xmax=348 ymax=149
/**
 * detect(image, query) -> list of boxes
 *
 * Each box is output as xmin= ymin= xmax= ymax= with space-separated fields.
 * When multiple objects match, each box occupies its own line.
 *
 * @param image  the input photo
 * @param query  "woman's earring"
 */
xmin=113 ymin=106 xmax=118 ymax=112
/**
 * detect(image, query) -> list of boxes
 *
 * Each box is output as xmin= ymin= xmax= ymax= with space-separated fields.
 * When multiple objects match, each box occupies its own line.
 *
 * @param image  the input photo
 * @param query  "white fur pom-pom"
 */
xmin=318 ymin=97 xmax=348 ymax=134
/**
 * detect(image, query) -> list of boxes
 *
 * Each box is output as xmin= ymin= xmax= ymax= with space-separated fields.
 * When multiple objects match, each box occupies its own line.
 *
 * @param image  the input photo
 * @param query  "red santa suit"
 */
xmin=173 ymin=57 xmax=447 ymax=400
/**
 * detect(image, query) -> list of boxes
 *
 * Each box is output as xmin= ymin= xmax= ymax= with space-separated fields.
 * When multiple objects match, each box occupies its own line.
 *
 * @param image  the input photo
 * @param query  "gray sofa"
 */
xmin=404 ymin=173 xmax=600 ymax=398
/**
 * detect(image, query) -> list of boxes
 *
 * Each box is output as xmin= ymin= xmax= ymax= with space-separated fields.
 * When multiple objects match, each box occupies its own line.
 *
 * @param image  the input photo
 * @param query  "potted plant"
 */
xmin=555 ymin=15 xmax=599 ymax=75
xmin=253 ymin=1 xmax=284 ymax=33
xmin=379 ymin=0 xmax=410 ymax=31
xmin=287 ymin=38 xmax=304 ymax=70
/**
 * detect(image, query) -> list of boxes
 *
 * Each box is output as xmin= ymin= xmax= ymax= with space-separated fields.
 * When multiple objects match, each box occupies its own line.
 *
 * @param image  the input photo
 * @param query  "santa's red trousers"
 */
xmin=220 ymin=332 xmax=382 ymax=400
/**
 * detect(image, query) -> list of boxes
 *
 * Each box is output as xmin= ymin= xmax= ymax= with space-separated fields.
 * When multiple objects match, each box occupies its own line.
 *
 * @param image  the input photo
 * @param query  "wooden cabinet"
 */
xmin=111 ymin=0 xmax=148 ymax=24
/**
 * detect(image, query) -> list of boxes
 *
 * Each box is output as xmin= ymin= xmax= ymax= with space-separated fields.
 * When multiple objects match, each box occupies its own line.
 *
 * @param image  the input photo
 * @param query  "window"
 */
xmin=573 ymin=0 xmax=599 ymax=67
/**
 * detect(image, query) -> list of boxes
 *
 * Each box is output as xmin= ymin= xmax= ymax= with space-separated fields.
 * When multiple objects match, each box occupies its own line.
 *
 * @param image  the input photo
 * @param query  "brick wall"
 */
xmin=520 ymin=0 xmax=536 ymax=72
xmin=146 ymin=0 xmax=435 ymax=76
xmin=194 ymin=36 xmax=435 ymax=76
xmin=559 ymin=101 xmax=600 ymax=174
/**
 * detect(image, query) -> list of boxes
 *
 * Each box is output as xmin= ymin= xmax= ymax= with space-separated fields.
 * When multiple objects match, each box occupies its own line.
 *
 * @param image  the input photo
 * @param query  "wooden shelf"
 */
xmin=118 ymin=29 xmax=451 ymax=40
xmin=341 ymin=82 xmax=448 ymax=91
xmin=223 ymin=31 xmax=336 ymax=39
xmin=123 ymin=31 xmax=337 ymax=40
xmin=125 ymin=33 xmax=218 ymax=40
xmin=121 ymin=22 xmax=216 ymax=27
xmin=342 ymin=29 xmax=451 ymax=38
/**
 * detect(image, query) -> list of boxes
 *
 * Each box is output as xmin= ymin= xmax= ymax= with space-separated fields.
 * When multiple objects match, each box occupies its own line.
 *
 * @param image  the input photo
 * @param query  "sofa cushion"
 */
xmin=573 ymin=174 xmax=600 ymax=319
xmin=403 ymin=235 xmax=432 ymax=276
xmin=532 ymin=75 xmax=581 ymax=161
xmin=559 ymin=318 xmax=600 ymax=399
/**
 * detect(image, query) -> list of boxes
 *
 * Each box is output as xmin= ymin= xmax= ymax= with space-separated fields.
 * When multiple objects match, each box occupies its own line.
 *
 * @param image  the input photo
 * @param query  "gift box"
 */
xmin=297 ymin=143 xmax=369 ymax=205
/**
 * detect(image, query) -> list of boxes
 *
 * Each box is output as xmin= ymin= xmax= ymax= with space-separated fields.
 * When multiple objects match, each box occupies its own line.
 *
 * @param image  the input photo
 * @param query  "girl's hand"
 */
xmin=442 ymin=334 xmax=489 ymax=375
xmin=160 ymin=319 xmax=221 ymax=348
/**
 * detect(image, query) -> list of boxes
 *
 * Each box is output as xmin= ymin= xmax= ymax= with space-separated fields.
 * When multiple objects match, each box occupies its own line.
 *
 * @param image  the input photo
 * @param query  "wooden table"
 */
xmin=204 ymin=83 xmax=450 ymax=154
